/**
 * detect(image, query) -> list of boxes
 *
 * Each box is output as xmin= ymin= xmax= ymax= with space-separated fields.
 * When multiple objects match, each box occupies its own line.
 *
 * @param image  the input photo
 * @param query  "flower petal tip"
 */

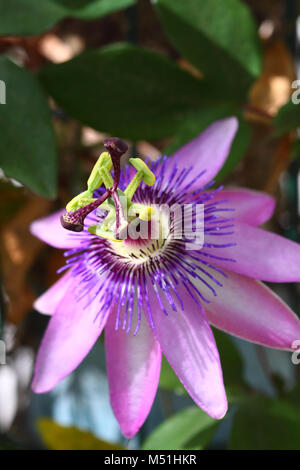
xmin=33 ymin=297 xmax=50 ymax=315
xmin=197 ymin=394 xmax=228 ymax=421
xmin=31 ymin=378 xmax=51 ymax=395
xmin=222 ymin=115 xmax=238 ymax=133
xmin=30 ymin=210 xmax=83 ymax=249
xmin=210 ymin=402 xmax=228 ymax=420
xmin=30 ymin=219 xmax=43 ymax=240
xmin=120 ymin=425 xmax=141 ymax=440
xmin=201 ymin=116 xmax=239 ymax=148
xmin=210 ymin=116 xmax=239 ymax=143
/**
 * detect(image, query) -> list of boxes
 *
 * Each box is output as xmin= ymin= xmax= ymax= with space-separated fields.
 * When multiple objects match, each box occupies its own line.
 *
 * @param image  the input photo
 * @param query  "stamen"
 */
xmin=124 ymin=158 xmax=155 ymax=201
xmin=88 ymin=159 xmax=155 ymax=240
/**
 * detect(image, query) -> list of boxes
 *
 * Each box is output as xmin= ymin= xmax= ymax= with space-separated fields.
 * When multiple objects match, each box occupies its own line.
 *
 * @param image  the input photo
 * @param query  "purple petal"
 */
xmin=208 ymin=221 xmax=300 ymax=282
xmin=166 ymin=117 xmax=238 ymax=190
xmin=212 ymin=188 xmax=275 ymax=226
xmin=105 ymin=309 xmax=161 ymax=438
xmin=206 ymin=270 xmax=300 ymax=350
xmin=30 ymin=210 xmax=83 ymax=249
xmin=147 ymin=283 xmax=227 ymax=419
xmin=34 ymin=269 xmax=74 ymax=315
xmin=32 ymin=278 xmax=110 ymax=393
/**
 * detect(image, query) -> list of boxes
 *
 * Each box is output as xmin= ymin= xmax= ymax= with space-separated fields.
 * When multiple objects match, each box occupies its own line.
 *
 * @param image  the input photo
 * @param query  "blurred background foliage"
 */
xmin=1 ymin=0 xmax=300 ymax=450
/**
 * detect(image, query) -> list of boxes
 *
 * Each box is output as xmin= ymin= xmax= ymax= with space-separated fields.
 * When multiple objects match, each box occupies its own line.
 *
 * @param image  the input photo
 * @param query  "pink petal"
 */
xmin=105 ymin=309 xmax=161 ymax=438
xmin=147 ymin=283 xmax=227 ymax=419
xmin=165 ymin=117 xmax=238 ymax=190
xmin=205 ymin=270 xmax=300 ymax=350
xmin=30 ymin=209 xmax=84 ymax=249
xmin=34 ymin=269 xmax=74 ymax=315
xmin=207 ymin=221 xmax=300 ymax=282
xmin=212 ymin=188 xmax=275 ymax=226
xmin=32 ymin=279 xmax=110 ymax=393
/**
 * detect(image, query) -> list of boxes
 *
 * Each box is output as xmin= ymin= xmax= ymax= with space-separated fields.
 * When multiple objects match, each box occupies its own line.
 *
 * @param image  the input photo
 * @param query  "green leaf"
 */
xmin=213 ymin=329 xmax=244 ymax=386
xmin=0 ymin=57 xmax=57 ymax=198
xmin=164 ymin=107 xmax=251 ymax=182
xmin=155 ymin=0 xmax=262 ymax=99
xmin=142 ymin=406 xmax=218 ymax=450
xmin=283 ymin=382 xmax=300 ymax=407
xmin=159 ymin=356 xmax=186 ymax=394
xmin=39 ymin=43 xmax=224 ymax=141
xmin=0 ymin=0 xmax=135 ymax=36
xmin=54 ymin=0 xmax=135 ymax=20
xmin=274 ymin=100 xmax=300 ymax=136
xmin=230 ymin=396 xmax=300 ymax=450
xmin=216 ymin=115 xmax=251 ymax=182
xmin=37 ymin=418 xmax=124 ymax=450
xmin=0 ymin=0 xmax=64 ymax=35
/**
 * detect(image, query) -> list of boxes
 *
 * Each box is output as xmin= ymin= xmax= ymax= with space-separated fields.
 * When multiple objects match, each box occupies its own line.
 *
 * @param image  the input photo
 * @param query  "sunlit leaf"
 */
xmin=142 ymin=406 xmax=218 ymax=450
xmin=154 ymin=0 xmax=262 ymax=99
xmin=37 ymin=418 xmax=124 ymax=450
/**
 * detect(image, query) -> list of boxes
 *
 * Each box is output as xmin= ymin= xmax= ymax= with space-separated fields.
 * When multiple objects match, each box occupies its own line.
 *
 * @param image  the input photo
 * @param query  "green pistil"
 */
xmin=63 ymin=143 xmax=155 ymax=241
xmin=66 ymin=152 xmax=113 ymax=212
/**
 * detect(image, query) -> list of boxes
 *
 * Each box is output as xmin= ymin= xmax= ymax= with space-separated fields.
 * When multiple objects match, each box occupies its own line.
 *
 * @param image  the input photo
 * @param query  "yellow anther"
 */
xmin=124 ymin=158 xmax=155 ymax=200
xmin=139 ymin=205 xmax=155 ymax=221
xmin=129 ymin=158 xmax=155 ymax=186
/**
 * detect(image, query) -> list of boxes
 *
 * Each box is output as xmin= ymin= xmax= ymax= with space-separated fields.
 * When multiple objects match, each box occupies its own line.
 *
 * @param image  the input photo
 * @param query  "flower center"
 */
xmin=109 ymin=214 xmax=170 ymax=264
xmin=59 ymin=149 xmax=237 ymax=335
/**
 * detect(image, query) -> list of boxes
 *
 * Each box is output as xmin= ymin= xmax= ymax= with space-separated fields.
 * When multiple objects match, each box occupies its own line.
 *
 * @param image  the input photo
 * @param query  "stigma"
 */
xmin=61 ymin=138 xmax=156 ymax=243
